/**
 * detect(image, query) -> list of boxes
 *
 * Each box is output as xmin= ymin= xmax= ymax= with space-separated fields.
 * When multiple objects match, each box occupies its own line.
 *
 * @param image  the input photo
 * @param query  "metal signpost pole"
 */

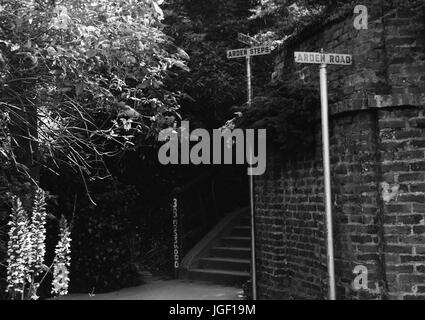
xmin=294 ymin=49 xmax=352 ymax=300
xmin=227 ymin=38 xmax=271 ymax=300
xmin=246 ymin=54 xmax=257 ymax=301
xmin=246 ymin=55 xmax=252 ymax=107
xmin=319 ymin=60 xmax=336 ymax=301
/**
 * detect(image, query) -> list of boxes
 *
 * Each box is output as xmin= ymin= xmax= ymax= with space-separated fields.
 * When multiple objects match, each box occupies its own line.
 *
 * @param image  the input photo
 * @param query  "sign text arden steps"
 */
xmin=227 ymin=46 xmax=271 ymax=59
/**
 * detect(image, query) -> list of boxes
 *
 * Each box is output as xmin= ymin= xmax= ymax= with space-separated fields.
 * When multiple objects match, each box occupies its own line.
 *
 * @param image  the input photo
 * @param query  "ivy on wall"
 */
xmin=237 ymin=86 xmax=319 ymax=154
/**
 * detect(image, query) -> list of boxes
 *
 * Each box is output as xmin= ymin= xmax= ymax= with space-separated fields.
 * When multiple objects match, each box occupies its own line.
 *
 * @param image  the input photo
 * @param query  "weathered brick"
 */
xmin=410 ymin=162 xmax=425 ymax=172
xmin=410 ymin=184 xmax=425 ymax=192
xmin=400 ymin=255 xmax=425 ymax=263
xmin=382 ymin=162 xmax=410 ymax=173
xmin=385 ymin=203 xmax=411 ymax=214
xmin=379 ymin=120 xmax=406 ymax=129
xmin=416 ymin=247 xmax=425 ymax=254
xmin=397 ymin=194 xmax=425 ymax=203
xmin=386 ymin=245 xmax=413 ymax=254
xmin=397 ymin=215 xmax=424 ymax=225
xmin=413 ymin=226 xmax=425 ymax=234
xmin=412 ymin=204 xmax=425 ymax=213
xmin=408 ymin=118 xmax=425 ymax=128
xmin=398 ymin=173 xmax=424 ymax=182
xmin=417 ymin=286 xmax=425 ymax=294
xmin=387 ymin=264 xmax=414 ymax=273
xmin=384 ymin=226 xmax=412 ymax=235
xmin=395 ymin=130 xmax=423 ymax=140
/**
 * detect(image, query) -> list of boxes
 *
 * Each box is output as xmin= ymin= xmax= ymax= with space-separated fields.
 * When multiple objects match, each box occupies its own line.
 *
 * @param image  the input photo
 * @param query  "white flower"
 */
xmin=6 ymin=189 xmax=69 ymax=300
xmin=51 ymin=216 xmax=72 ymax=296
xmin=28 ymin=188 xmax=47 ymax=277
xmin=6 ymin=197 xmax=31 ymax=298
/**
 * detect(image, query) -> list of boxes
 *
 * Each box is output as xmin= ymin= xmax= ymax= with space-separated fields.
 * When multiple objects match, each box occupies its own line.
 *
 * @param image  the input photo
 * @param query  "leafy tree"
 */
xmin=0 ymin=0 xmax=188 ymax=185
xmin=0 ymin=0 xmax=189 ymax=293
xmin=163 ymin=0 xmax=275 ymax=128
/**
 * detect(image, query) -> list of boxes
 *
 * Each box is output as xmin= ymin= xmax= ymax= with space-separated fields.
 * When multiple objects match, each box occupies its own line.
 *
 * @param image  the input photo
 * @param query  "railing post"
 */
xmin=172 ymin=196 xmax=180 ymax=278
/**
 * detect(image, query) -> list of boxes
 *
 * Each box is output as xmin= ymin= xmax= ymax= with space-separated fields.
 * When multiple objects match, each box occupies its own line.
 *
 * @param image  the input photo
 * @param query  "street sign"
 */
xmin=237 ymin=33 xmax=260 ymax=46
xmin=293 ymin=49 xmax=353 ymax=300
xmin=294 ymin=51 xmax=353 ymax=65
xmin=227 ymin=46 xmax=271 ymax=59
xmin=226 ymin=37 xmax=273 ymax=302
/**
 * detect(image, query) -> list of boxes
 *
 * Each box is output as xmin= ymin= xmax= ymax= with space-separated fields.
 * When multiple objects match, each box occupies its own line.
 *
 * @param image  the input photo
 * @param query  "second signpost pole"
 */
xmin=246 ymin=56 xmax=252 ymax=107
xmin=228 ymin=36 xmax=271 ymax=301
xmin=246 ymin=55 xmax=257 ymax=301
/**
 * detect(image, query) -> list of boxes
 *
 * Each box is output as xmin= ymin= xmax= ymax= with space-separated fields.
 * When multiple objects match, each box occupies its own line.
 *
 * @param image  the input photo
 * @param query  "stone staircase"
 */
xmin=180 ymin=209 xmax=251 ymax=286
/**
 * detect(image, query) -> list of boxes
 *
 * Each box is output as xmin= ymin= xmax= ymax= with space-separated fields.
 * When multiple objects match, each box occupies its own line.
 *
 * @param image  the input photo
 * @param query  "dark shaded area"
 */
xmin=40 ymin=145 xmax=249 ymax=294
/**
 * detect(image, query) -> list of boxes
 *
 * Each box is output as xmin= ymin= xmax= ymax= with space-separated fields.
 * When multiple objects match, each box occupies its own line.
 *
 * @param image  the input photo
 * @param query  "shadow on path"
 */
xmin=58 ymin=277 xmax=244 ymax=300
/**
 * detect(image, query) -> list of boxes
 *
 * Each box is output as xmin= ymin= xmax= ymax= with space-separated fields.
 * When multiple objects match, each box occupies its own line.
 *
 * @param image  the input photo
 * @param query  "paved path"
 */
xmin=59 ymin=278 xmax=244 ymax=300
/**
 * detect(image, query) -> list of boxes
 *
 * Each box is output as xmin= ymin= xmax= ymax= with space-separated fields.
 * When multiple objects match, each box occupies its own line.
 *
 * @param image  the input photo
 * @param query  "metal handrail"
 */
xmin=171 ymin=169 xmax=218 ymax=277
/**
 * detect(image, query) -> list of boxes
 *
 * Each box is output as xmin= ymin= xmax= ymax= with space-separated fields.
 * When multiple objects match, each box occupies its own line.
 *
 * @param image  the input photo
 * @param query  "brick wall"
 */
xmin=255 ymin=148 xmax=327 ymax=299
xmin=254 ymin=1 xmax=425 ymax=300
xmin=379 ymin=108 xmax=425 ymax=300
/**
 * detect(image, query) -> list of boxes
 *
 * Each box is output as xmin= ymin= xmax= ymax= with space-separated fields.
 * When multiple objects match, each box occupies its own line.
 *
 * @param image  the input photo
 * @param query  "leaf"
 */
xmin=152 ymin=1 xmax=164 ymax=20
xmin=173 ymin=61 xmax=190 ymax=72
xmin=177 ymin=48 xmax=190 ymax=60
xmin=10 ymin=44 xmax=20 ymax=52
xmin=46 ymin=46 xmax=57 ymax=56
xmin=52 ymin=6 xmax=71 ymax=30
xmin=86 ymin=49 xmax=97 ymax=58
xmin=75 ymin=83 xmax=84 ymax=97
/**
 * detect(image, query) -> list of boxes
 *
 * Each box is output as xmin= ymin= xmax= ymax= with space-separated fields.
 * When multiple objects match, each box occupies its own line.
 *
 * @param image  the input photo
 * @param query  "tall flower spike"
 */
xmin=29 ymin=188 xmax=47 ymax=277
xmin=51 ymin=216 xmax=72 ymax=296
xmin=6 ymin=196 xmax=31 ymax=298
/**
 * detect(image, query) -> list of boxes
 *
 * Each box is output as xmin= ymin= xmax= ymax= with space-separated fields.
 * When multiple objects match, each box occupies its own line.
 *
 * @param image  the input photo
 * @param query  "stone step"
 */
xmin=230 ymin=226 xmax=251 ymax=237
xmin=199 ymin=257 xmax=251 ymax=272
xmin=185 ymin=268 xmax=250 ymax=286
xmin=210 ymin=246 xmax=251 ymax=259
xmin=221 ymin=236 xmax=251 ymax=247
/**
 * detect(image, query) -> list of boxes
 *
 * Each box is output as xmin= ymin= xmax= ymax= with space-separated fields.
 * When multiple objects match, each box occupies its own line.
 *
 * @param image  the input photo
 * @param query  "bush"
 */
xmin=69 ymin=183 xmax=143 ymax=294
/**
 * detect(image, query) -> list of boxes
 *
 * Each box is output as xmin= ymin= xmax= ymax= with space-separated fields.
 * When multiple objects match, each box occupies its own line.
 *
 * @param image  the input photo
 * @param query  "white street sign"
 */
xmin=237 ymin=33 xmax=260 ymax=46
xmin=227 ymin=46 xmax=271 ymax=59
xmin=294 ymin=51 xmax=353 ymax=65
xmin=293 ymin=49 xmax=353 ymax=300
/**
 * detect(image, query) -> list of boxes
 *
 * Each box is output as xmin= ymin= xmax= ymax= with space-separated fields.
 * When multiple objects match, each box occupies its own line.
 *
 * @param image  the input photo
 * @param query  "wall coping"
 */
xmin=330 ymin=93 xmax=425 ymax=116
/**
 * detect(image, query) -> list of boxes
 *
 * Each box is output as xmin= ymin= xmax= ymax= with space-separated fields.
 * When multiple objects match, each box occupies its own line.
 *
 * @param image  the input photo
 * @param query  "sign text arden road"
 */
xmin=294 ymin=51 xmax=353 ymax=65
xmin=227 ymin=46 xmax=271 ymax=59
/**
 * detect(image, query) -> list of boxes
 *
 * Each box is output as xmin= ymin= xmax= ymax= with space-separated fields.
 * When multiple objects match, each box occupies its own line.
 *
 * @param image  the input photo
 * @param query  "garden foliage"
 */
xmin=68 ymin=183 xmax=142 ymax=293
xmin=6 ymin=188 xmax=71 ymax=300
xmin=0 ymin=0 xmax=188 ymax=180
